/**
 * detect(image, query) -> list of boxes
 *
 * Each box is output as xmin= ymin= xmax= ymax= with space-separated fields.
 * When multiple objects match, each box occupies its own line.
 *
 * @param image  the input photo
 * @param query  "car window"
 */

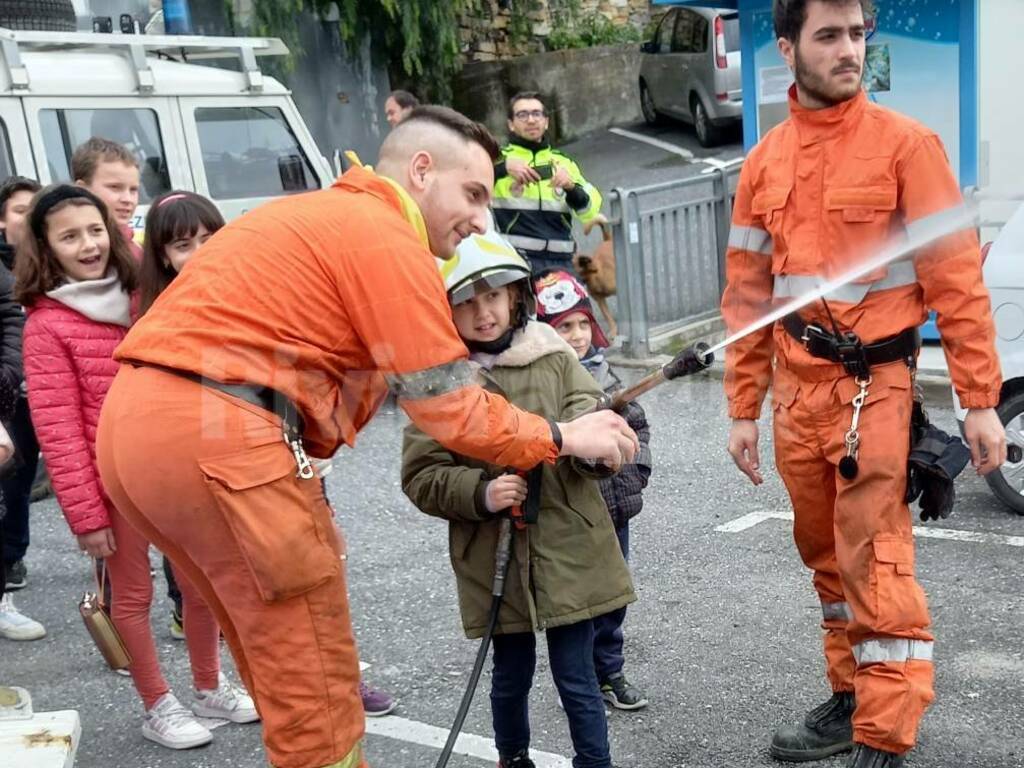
xmin=672 ymin=10 xmax=697 ymax=53
xmin=723 ymin=14 xmax=740 ymax=53
xmin=39 ymin=108 xmax=171 ymax=202
xmin=655 ymin=10 xmax=676 ymax=53
xmin=0 ymin=120 xmax=14 ymax=181
xmin=194 ymin=106 xmax=317 ymax=200
xmin=692 ymin=16 xmax=709 ymax=54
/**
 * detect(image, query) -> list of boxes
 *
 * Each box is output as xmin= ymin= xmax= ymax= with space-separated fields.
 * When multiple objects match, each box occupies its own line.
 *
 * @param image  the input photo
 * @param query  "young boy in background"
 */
xmin=72 ymin=136 xmax=143 ymax=259
xmin=535 ymin=269 xmax=652 ymax=711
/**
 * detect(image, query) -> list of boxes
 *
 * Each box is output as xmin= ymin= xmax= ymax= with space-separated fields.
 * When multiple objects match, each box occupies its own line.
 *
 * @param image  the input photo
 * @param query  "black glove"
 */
xmin=905 ymin=406 xmax=971 ymax=521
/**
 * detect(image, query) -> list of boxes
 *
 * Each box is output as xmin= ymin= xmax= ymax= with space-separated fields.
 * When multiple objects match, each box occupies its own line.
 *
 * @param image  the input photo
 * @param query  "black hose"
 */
xmin=434 ymin=517 xmax=514 ymax=768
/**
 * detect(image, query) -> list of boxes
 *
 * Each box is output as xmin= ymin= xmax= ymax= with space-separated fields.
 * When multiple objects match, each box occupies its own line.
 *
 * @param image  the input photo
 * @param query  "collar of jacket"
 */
xmin=469 ymin=320 xmax=575 ymax=374
xmin=507 ymin=135 xmax=551 ymax=154
xmin=581 ymin=346 xmax=621 ymax=393
xmin=787 ymin=84 xmax=867 ymax=147
xmin=40 ymin=269 xmax=133 ymax=327
xmin=333 ymin=165 xmax=430 ymax=249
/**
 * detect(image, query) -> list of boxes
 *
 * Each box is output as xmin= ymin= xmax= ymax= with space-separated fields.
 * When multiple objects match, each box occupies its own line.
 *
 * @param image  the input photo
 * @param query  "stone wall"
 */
xmin=452 ymin=43 xmax=642 ymax=144
xmin=461 ymin=0 xmax=653 ymax=62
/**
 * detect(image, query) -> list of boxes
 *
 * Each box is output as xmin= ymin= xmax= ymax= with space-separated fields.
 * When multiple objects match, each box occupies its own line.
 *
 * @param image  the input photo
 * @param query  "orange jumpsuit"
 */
xmin=722 ymin=87 xmax=1000 ymax=754
xmin=96 ymin=166 xmax=560 ymax=768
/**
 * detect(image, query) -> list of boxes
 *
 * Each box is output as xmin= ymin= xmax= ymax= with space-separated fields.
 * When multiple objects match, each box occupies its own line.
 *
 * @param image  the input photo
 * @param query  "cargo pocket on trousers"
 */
xmin=199 ymin=442 xmax=340 ymax=603
xmin=870 ymin=536 xmax=930 ymax=634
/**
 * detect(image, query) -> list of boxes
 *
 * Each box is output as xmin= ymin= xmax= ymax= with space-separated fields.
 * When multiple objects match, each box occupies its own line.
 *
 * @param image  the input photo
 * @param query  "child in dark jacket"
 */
xmin=534 ymin=269 xmax=653 ymax=711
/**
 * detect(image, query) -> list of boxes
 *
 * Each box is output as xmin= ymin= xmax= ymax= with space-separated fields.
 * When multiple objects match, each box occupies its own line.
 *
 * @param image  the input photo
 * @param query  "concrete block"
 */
xmin=0 ymin=689 xmax=80 ymax=768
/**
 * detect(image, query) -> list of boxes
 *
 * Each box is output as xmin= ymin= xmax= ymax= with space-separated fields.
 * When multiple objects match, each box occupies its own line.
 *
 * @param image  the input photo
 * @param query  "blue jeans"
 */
xmin=593 ymin=524 xmax=629 ymax=681
xmin=491 ymin=620 xmax=611 ymax=768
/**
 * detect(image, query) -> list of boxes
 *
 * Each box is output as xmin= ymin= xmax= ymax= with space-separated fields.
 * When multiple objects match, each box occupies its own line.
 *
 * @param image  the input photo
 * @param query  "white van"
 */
xmin=0 ymin=27 xmax=335 ymax=228
xmin=953 ymin=199 xmax=1024 ymax=516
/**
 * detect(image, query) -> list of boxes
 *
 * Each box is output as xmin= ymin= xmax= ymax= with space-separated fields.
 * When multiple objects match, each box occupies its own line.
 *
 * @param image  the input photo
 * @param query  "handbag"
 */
xmin=79 ymin=559 xmax=132 ymax=671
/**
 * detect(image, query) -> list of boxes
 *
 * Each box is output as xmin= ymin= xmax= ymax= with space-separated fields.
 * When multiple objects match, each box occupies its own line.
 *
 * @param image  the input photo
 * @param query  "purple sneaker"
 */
xmin=359 ymin=682 xmax=397 ymax=717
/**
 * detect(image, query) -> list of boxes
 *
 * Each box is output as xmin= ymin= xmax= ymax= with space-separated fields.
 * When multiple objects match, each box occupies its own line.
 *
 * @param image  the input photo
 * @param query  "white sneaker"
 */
xmin=142 ymin=692 xmax=214 ymax=749
xmin=0 ymin=593 xmax=46 ymax=641
xmin=193 ymin=673 xmax=259 ymax=724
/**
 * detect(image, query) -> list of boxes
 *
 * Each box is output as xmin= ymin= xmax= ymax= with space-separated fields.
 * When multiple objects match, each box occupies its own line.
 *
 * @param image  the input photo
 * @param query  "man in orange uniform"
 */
xmin=96 ymin=106 xmax=637 ymax=768
xmin=722 ymin=2 xmax=1006 ymax=767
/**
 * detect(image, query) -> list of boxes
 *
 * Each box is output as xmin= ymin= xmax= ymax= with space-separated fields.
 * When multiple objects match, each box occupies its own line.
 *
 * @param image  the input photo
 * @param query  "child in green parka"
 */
xmin=401 ymin=226 xmax=633 ymax=768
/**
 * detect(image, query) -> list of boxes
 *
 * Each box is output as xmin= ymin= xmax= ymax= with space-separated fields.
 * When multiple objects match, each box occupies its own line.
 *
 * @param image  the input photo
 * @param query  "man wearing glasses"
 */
xmin=493 ymin=91 xmax=603 ymax=275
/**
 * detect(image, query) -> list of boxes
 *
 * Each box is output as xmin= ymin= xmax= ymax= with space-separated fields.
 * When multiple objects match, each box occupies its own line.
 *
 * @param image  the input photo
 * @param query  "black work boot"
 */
xmin=847 ymin=744 xmax=905 ymax=767
xmin=770 ymin=691 xmax=855 ymax=762
xmin=497 ymin=749 xmax=536 ymax=768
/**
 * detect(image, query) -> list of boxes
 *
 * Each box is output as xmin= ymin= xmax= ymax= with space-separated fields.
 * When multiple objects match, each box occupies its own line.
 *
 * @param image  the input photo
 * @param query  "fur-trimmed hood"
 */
xmin=469 ymin=320 xmax=576 ymax=374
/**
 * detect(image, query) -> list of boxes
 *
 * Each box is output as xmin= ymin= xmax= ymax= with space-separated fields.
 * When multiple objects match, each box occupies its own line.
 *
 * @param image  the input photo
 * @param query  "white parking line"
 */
xmin=716 ymin=510 xmax=1024 ymax=547
xmin=364 ymin=715 xmax=571 ymax=767
xmin=608 ymin=127 xmax=695 ymax=160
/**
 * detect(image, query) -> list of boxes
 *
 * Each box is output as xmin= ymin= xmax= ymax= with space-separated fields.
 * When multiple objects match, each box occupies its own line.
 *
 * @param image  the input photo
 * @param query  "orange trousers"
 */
xmin=771 ymin=360 xmax=934 ymax=755
xmin=96 ymin=365 xmax=367 ymax=768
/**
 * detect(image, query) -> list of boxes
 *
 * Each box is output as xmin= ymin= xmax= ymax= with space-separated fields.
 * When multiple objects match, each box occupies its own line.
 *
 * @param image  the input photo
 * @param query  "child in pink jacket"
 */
xmin=16 ymin=184 xmax=256 ymax=750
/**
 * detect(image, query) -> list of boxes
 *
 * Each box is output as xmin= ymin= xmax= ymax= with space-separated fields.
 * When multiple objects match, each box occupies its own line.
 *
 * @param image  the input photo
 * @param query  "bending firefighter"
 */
xmin=402 ymin=228 xmax=633 ymax=768
xmin=722 ymin=2 xmax=1005 ymax=768
xmin=95 ymin=106 xmax=638 ymax=768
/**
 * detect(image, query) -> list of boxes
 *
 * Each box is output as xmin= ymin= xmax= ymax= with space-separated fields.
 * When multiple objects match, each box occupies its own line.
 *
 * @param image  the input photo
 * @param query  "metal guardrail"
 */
xmin=609 ymin=161 xmax=743 ymax=358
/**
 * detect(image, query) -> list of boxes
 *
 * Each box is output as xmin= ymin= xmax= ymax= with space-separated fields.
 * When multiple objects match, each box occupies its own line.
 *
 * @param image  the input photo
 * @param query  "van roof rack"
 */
xmin=0 ymin=27 xmax=288 ymax=94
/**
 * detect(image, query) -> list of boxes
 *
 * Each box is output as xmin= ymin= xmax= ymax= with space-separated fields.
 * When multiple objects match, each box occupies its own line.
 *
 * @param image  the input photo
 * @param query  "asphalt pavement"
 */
xmin=560 ymin=120 xmax=745 ymax=258
xmin=5 ymin=371 xmax=1022 ymax=768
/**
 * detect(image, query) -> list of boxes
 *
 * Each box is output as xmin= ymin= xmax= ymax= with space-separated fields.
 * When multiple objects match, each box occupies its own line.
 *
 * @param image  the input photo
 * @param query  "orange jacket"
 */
xmin=115 ymin=166 xmax=558 ymax=468
xmin=722 ymin=87 xmax=1000 ymax=419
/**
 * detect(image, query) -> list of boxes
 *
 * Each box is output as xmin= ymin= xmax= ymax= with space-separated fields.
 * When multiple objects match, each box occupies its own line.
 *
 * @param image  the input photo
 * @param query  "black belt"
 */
xmin=780 ymin=314 xmax=920 ymax=377
xmin=138 ymin=362 xmax=314 ymax=478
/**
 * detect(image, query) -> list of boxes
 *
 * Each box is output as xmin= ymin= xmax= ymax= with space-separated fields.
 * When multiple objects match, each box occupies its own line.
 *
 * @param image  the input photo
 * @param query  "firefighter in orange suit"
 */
xmin=95 ymin=106 xmax=638 ymax=768
xmin=722 ymin=2 xmax=1006 ymax=767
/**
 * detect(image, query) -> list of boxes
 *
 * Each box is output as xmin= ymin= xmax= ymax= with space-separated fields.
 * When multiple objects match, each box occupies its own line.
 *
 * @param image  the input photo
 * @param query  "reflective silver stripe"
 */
xmin=386 ymin=359 xmax=475 ymax=400
xmin=506 ymin=234 xmax=576 ymax=254
xmin=773 ymin=259 xmax=918 ymax=304
xmin=852 ymin=638 xmax=934 ymax=665
xmin=821 ymin=601 xmax=853 ymax=622
xmin=728 ymin=225 xmax=773 ymax=255
xmin=905 ymin=207 xmax=973 ymax=242
xmin=491 ymin=197 xmax=571 ymax=214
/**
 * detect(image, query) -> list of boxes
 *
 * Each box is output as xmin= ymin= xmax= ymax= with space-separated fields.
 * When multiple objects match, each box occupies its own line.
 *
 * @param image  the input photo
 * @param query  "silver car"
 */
xmin=639 ymin=5 xmax=742 ymax=147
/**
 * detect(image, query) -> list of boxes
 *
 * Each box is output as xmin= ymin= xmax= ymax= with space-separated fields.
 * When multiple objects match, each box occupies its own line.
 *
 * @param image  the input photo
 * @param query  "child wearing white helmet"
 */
xmin=401 ymin=227 xmax=634 ymax=768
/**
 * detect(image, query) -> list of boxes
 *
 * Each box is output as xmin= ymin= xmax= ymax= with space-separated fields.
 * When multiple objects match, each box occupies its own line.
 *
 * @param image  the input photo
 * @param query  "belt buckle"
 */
xmin=836 ymin=332 xmax=870 ymax=379
xmin=801 ymin=324 xmax=824 ymax=351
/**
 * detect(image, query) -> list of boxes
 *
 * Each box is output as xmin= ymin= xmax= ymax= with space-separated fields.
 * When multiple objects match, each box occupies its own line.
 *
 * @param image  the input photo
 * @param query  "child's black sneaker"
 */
xmin=600 ymin=672 xmax=649 ymax=711
xmin=497 ymin=749 xmax=536 ymax=767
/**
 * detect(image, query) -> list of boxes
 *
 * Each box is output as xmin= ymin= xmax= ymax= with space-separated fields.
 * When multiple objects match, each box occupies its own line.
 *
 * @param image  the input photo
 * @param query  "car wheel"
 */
xmin=640 ymin=82 xmax=660 ymax=126
xmin=693 ymin=98 xmax=720 ymax=148
xmin=984 ymin=390 xmax=1024 ymax=515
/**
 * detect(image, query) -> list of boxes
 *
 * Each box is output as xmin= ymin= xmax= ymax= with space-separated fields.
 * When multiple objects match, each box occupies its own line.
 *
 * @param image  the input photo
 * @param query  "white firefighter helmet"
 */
xmin=440 ymin=226 xmax=536 ymax=317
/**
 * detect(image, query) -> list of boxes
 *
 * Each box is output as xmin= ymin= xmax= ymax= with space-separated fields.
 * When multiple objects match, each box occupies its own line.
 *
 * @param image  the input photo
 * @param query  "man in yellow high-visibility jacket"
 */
xmin=492 ymin=91 xmax=603 ymax=275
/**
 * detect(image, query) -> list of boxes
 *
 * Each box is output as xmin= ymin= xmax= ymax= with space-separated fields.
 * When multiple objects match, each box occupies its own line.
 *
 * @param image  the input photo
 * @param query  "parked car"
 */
xmin=952 ymin=202 xmax=1024 ymax=514
xmin=0 ymin=25 xmax=334 ymax=227
xmin=638 ymin=5 xmax=742 ymax=147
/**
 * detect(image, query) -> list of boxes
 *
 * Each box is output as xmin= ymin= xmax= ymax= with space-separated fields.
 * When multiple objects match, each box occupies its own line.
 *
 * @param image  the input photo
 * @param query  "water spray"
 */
xmin=700 ymin=198 xmax=981 ymax=362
